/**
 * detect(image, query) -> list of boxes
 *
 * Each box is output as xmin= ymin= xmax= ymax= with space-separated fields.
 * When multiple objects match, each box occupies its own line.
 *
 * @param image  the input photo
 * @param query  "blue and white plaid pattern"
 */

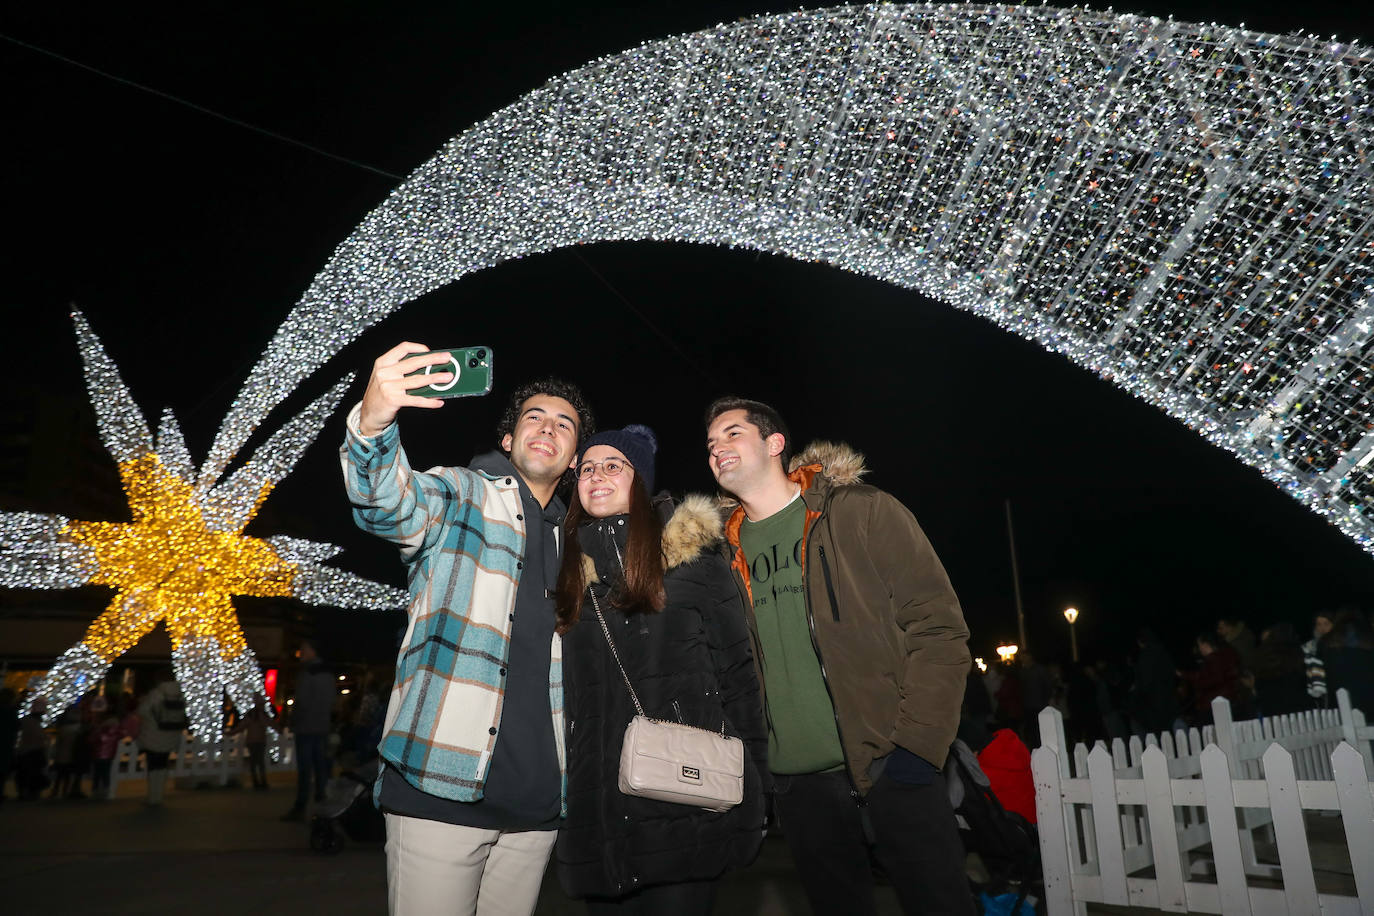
xmin=341 ymin=405 xmax=566 ymax=806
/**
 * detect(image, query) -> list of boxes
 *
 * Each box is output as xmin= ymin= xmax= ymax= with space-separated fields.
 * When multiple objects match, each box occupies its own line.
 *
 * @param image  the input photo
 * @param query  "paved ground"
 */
xmin=0 ymin=773 xmax=887 ymax=915
xmin=3 ymin=775 xmax=1358 ymax=914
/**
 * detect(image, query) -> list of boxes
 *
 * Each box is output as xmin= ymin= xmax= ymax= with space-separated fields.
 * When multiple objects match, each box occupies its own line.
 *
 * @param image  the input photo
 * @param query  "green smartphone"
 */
xmin=405 ymin=347 xmax=494 ymax=399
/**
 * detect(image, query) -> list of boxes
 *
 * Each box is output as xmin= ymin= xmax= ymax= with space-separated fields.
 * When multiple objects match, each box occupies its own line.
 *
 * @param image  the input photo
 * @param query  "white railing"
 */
xmin=105 ymin=729 xmax=297 ymax=797
xmin=1038 ymin=690 xmax=1374 ymax=882
xmin=1033 ymin=690 xmax=1374 ymax=914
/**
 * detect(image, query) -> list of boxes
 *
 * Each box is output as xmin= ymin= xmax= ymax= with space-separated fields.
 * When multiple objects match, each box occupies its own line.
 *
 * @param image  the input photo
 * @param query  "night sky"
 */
xmin=4 ymin=1 xmax=1373 ymax=669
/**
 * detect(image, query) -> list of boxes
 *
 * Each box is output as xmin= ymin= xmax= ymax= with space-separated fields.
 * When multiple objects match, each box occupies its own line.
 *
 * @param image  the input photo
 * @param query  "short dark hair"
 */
xmin=704 ymin=396 xmax=792 ymax=467
xmin=497 ymin=378 xmax=595 ymax=447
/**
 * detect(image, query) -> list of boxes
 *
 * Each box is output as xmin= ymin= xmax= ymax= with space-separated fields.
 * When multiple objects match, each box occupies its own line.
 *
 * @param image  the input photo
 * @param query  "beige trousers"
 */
xmin=384 ymin=813 xmax=556 ymax=916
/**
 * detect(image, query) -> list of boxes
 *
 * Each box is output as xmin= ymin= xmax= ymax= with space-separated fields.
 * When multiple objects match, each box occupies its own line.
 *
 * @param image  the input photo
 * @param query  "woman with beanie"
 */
xmin=554 ymin=424 xmax=767 ymax=914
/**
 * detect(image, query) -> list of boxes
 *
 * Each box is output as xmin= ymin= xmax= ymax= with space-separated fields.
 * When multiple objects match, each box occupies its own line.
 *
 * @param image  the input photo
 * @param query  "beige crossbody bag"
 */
xmin=589 ymin=587 xmax=744 ymax=812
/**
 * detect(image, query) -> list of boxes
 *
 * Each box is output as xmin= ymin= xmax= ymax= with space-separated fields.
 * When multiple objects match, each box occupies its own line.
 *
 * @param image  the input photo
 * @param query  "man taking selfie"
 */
xmin=342 ymin=342 xmax=593 ymax=916
xmin=704 ymin=397 xmax=973 ymax=915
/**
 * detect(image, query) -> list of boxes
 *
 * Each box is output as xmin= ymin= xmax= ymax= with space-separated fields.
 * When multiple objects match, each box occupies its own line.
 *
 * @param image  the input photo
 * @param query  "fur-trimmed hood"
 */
xmin=581 ymin=493 xmax=724 ymax=583
xmin=660 ymin=494 xmax=726 ymax=569
xmin=787 ymin=441 xmax=868 ymax=487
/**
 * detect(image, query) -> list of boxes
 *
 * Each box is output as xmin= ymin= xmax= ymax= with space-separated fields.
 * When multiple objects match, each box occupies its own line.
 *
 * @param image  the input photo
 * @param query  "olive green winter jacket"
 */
xmin=722 ymin=442 xmax=970 ymax=793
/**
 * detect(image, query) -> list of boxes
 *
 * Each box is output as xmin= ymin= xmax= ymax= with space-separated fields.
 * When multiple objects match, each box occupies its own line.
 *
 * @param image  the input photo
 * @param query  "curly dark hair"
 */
xmin=496 ymin=378 xmax=595 ymax=447
xmin=704 ymin=396 xmax=792 ymax=468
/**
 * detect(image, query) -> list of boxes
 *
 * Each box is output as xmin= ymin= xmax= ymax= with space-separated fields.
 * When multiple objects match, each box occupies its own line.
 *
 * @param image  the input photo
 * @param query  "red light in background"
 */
xmin=264 ymin=668 xmax=279 ymax=705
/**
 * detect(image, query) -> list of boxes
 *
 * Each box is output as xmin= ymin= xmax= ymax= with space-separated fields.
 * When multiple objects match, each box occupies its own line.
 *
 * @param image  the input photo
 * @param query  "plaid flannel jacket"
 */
xmin=341 ymin=404 xmax=566 ymax=806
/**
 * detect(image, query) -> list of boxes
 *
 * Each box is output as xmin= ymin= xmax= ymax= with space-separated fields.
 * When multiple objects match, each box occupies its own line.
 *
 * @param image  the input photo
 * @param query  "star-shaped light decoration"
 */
xmin=3 ymin=312 xmax=406 ymax=740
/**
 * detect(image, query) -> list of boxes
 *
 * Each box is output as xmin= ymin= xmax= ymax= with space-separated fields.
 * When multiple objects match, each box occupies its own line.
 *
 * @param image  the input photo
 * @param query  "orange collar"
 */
xmin=725 ymin=464 xmax=824 ymax=604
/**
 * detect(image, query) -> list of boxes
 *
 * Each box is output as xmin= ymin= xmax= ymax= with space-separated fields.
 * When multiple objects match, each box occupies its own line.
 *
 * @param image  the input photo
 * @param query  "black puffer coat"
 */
xmin=555 ymin=495 xmax=768 ymax=899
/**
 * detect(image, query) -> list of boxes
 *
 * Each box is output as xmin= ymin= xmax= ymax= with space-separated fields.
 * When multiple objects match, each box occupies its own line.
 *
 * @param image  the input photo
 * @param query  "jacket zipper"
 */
xmin=817 ymin=545 xmax=840 ymax=622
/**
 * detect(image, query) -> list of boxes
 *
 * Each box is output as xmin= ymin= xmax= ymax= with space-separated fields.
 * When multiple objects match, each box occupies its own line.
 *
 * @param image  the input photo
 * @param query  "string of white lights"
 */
xmin=200 ymin=2 xmax=1372 ymax=553
xmin=7 ymin=2 xmax=1374 ymax=731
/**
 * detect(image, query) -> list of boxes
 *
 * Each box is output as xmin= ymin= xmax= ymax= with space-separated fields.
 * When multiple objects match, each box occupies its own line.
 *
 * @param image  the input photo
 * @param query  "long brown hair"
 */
xmin=554 ymin=471 xmax=666 ymax=634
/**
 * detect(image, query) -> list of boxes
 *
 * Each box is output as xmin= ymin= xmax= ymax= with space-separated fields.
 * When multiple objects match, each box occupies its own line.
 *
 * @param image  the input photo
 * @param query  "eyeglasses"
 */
xmin=574 ymin=458 xmax=632 ymax=480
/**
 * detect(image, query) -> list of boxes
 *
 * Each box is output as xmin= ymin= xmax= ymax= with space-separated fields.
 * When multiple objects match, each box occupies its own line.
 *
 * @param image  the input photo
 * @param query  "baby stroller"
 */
xmin=309 ymin=757 xmax=385 ymax=854
xmin=945 ymin=739 xmax=1044 ymax=915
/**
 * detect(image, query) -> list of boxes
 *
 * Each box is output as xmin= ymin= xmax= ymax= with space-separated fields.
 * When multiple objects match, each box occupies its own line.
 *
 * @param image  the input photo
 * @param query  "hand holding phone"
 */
xmin=403 ymin=347 xmax=494 ymax=399
xmin=358 ymin=343 xmax=496 ymax=437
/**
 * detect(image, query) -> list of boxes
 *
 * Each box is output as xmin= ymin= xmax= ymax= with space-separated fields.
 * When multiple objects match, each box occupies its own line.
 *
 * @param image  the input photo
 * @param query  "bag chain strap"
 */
xmin=587 ymin=586 xmax=726 ymax=737
xmin=589 ymin=587 xmax=647 ymax=718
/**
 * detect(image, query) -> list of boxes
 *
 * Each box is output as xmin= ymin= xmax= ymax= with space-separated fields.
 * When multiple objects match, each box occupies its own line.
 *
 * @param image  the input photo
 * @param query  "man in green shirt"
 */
xmin=706 ymin=397 xmax=973 ymax=915
xmin=737 ymin=496 xmax=846 ymax=776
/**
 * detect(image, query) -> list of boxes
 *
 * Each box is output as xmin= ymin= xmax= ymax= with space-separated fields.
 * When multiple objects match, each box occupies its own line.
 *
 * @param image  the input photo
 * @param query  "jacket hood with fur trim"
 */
xmin=581 ymin=493 xmax=724 ymax=586
xmin=787 ymin=440 xmax=868 ymax=487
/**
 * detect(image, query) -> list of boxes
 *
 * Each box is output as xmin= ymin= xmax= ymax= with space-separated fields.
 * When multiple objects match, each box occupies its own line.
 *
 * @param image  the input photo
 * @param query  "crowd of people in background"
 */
xmin=0 ymin=653 xmax=391 ymax=806
xmin=5 ymin=605 xmax=1372 ymax=809
xmin=960 ymin=606 xmax=1374 ymax=752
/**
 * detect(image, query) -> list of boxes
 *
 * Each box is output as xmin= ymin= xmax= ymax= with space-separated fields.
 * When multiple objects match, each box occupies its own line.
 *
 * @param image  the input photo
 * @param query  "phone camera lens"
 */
xmin=475 ymin=349 xmax=487 ymax=360
xmin=468 ymin=358 xmax=479 ymax=368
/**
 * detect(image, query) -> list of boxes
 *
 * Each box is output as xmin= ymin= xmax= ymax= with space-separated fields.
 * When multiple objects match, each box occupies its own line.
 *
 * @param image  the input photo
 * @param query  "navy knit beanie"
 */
xmin=577 ymin=424 xmax=657 ymax=494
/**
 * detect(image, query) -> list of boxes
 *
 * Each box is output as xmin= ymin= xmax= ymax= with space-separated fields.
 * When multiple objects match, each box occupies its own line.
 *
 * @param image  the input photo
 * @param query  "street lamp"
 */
xmin=974 ymin=657 xmax=988 ymax=673
xmin=995 ymin=644 xmax=1019 ymax=664
xmin=1064 ymin=606 xmax=1080 ymax=663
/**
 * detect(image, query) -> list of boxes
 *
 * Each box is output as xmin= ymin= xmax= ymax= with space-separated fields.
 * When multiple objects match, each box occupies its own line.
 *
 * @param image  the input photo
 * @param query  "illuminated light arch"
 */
xmin=180 ymin=3 xmax=1374 ymax=557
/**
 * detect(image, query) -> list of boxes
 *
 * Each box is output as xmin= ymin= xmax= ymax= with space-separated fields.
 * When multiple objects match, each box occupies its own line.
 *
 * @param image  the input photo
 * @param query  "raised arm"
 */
xmin=340 ymin=343 xmax=467 ymax=557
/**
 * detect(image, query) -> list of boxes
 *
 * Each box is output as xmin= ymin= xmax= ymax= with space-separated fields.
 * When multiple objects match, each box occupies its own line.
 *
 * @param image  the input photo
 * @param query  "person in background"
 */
xmin=1252 ymin=622 xmax=1307 ymax=716
xmin=90 ymin=694 xmax=136 ymax=800
xmin=136 ymin=670 xmax=188 ymax=806
xmin=1216 ymin=617 xmax=1258 ymax=675
xmin=1095 ymin=660 xmax=1131 ymax=741
xmin=0 ymin=688 xmax=20 ymax=802
xmin=70 ymin=694 xmax=96 ymax=798
xmin=51 ymin=705 xmax=87 ymax=799
xmin=1302 ymin=611 xmax=1334 ymax=706
xmin=1064 ymin=662 xmax=1101 ymax=746
xmin=553 ymin=424 xmax=767 ymax=914
xmin=1018 ymin=652 xmax=1053 ymax=744
xmin=281 ymin=639 xmax=335 ymax=820
xmin=15 ymin=694 xmax=50 ymax=800
xmin=981 ymin=660 xmax=1004 ymax=724
xmin=352 ymin=674 xmax=386 ymax=765
xmin=976 ymin=729 xmax=1036 ymax=825
xmin=959 ymin=658 xmax=994 ymax=752
xmin=1179 ymin=633 xmax=1241 ymax=725
xmin=1320 ymin=609 xmax=1374 ymax=715
xmin=1128 ymin=628 xmax=1177 ymax=735
xmin=233 ymin=696 xmax=274 ymax=791
xmin=994 ymin=663 xmax=1024 ymax=735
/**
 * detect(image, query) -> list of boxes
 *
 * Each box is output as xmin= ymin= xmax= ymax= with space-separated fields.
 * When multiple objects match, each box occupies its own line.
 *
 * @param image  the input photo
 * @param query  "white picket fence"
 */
xmin=1033 ymin=690 xmax=1374 ymax=914
xmin=102 ymin=729 xmax=297 ymax=797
